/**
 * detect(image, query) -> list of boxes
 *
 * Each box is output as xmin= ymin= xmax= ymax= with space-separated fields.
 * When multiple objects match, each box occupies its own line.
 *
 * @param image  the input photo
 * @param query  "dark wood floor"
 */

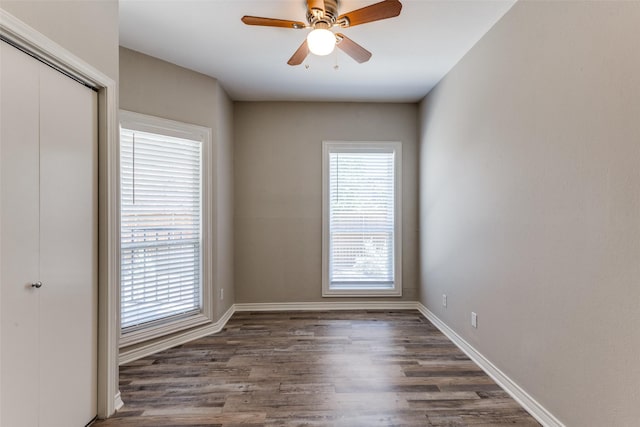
xmin=94 ymin=310 xmax=540 ymax=426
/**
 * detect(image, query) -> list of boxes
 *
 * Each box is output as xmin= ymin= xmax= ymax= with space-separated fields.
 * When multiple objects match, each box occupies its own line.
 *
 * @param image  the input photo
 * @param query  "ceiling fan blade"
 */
xmin=338 ymin=0 xmax=402 ymax=27
xmin=336 ymin=34 xmax=372 ymax=63
xmin=287 ymin=40 xmax=309 ymax=66
xmin=241 ymin=16 xmax=306 ymax=29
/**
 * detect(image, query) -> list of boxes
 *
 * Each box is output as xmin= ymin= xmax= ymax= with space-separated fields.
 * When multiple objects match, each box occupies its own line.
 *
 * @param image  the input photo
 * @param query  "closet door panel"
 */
xmin=0 ymin=41 xmax=41 ymax=427
xmin=38 ymin=62 xmax=98 ymax=426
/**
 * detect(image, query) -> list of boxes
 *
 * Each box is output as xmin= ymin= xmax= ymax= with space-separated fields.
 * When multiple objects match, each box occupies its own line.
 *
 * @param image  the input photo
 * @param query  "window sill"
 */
xmin=119 ymin=312 xmax=211 ymax=348
xmin=322 ymin=288 xmax=403 ymax=297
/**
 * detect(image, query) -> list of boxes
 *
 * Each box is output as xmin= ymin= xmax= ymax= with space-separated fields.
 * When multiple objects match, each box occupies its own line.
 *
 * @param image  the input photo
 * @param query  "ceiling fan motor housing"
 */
xmin=307 ymin=0 xmax=340 ymax=27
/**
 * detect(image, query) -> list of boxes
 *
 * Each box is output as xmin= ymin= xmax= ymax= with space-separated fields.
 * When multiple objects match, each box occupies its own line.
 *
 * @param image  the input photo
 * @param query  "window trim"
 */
xmin=322 ymin=141 xmax=403 ymax=297
xmin=118 ymin=110 xmax=214 ymax=347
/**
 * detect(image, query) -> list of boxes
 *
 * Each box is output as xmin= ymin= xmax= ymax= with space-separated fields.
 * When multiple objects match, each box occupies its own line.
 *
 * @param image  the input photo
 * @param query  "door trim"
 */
xmin=0 ymin=9 xmax=121 ymax=418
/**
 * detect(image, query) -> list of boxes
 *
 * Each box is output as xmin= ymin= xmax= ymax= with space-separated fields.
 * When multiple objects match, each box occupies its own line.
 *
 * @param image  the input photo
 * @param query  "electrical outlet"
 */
xmin=442 ymin=294 xmax=447 ymax=308
xmin=471 ymin=312 xmax=478 ymax=328
xmin=220 ymin=288 xmax=224 ymax=301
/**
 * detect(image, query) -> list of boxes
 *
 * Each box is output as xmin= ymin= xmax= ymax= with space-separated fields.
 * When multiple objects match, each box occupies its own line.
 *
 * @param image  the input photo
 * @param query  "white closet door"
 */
xmin=0 ymin=40 xmax=97 ymax=427
xmin=0 ymin=41 xmax=41 ymax=427
xmin=38 ymin=59 xmax=98 ymax=425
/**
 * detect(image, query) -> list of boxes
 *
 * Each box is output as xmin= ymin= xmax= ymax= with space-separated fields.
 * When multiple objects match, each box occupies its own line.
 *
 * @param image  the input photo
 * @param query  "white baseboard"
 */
xmin=415 ymin=302 xmax=563 ymax=427
xmin=234 ymin=301 xmax=418 ymax=311
xmin=114 ymin=391 xmax=124 ymax=412
xmin=119 ymin=305 xmax=236 ymax=365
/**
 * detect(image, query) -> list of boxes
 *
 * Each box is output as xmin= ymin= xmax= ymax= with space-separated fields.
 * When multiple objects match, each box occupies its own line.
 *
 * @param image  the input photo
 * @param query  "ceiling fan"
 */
xmin=241 ymin=0 xmax=403 ymax=66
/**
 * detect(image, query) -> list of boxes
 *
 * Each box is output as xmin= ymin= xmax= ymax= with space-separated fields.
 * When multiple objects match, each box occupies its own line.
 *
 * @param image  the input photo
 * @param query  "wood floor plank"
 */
xmin=94 ymin=310 xmax=540 ymax=427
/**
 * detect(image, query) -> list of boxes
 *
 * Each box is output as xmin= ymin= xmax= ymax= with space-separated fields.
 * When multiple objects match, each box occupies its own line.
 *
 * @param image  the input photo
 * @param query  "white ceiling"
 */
xmin=119 ymin=0 xmax=516 ymax=102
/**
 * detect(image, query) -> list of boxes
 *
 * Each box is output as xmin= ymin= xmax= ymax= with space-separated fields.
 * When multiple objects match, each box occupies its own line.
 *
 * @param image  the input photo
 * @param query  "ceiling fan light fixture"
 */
xmin=307 ymin=28 xmax=336 ymax=56
xmin=242 ymin=0 xmax=403 ymax=66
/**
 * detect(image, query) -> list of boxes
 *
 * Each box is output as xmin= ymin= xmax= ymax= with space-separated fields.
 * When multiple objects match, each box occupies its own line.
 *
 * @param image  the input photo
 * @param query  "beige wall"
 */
xmin=234 ymin=102 xmax=418 ymax=303
xmin=1 ymin=0 xmax=119 ymax=82
xmin=119 ymin=47 xmax=234 ymax=321
xmin=419 ymin=1 xmax=640 ymax=425
xmin=213 ymin=81 xmax=235 ymax=316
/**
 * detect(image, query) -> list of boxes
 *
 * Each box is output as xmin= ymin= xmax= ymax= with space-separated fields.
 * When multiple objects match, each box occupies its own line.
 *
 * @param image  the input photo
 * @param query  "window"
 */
xmin=119 ymin=111 xmax=213 ymax=346
xmin=322 ymin=141 xmax=402 ymax=297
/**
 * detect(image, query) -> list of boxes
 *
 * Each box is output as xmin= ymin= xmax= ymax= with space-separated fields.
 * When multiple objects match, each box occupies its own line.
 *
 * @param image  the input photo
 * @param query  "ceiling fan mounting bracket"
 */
xmin=336 ymin=17 xmax=350 ymax=28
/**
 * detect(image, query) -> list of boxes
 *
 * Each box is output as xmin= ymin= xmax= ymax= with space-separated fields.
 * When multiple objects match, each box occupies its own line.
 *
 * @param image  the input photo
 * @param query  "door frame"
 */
xmin=0 ymin=10 xmax=121 ymax=418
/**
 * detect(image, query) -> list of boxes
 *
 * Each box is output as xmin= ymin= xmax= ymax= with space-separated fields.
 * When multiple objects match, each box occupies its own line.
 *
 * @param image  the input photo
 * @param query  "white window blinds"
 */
xmin=120 ymin=127 xmax=202 ymax=330
xmin=328 ymin=149 xmax=397 ymax=290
